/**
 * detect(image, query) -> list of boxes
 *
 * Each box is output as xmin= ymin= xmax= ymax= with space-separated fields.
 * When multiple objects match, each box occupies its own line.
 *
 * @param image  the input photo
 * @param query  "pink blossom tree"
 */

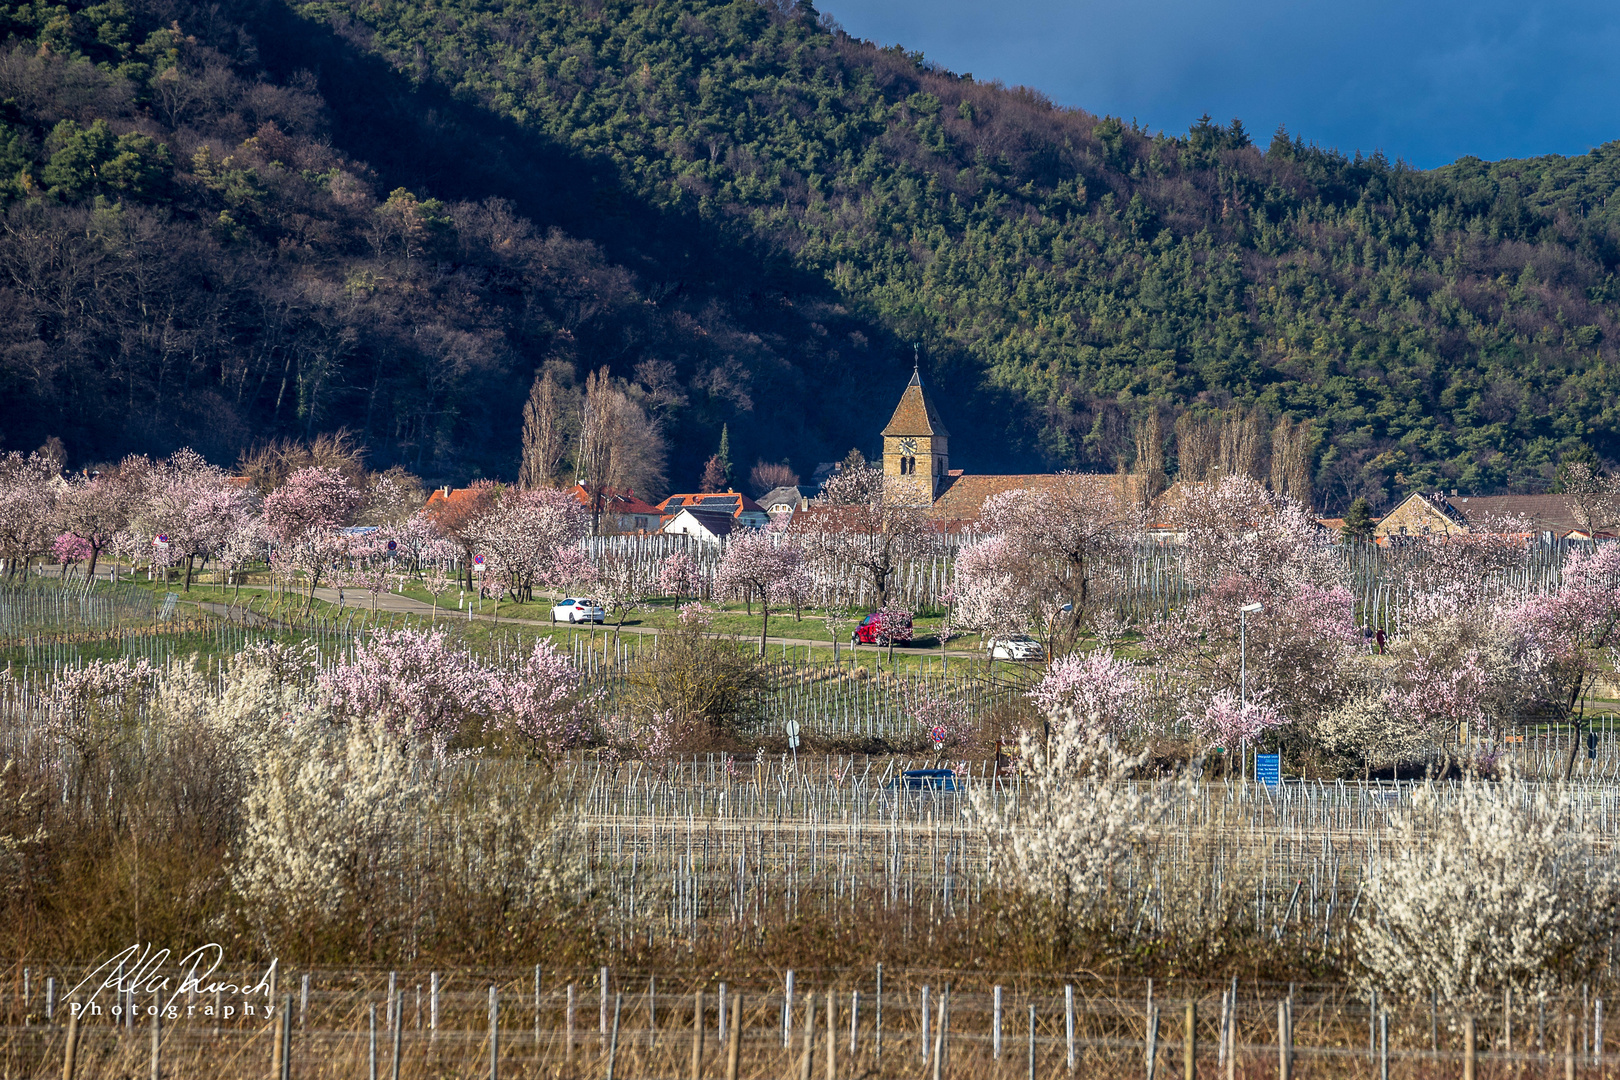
xmin=966 ymin=475 xmax=1142 ymax=655
xmin=320 ymin=627 xmax=494 ymax=757
xmin=489 ymin=639 xmax=593 ymax=766
xmin=1504 ymin=544 xmax=1620 ymax=774
xmin=468 ymin=486 xmax=590 ymax=603
xmin=134 ymin=449 xmax=256 ymax=591
xmin=56 ymin=464 xmax=139 ymax=577
xmin=794 ymin=465 xmax=939 ymax=607
xmin=263 ymin=466 xmax=362 ymax=610
xmin=1185 ymin=689 xmax=1286 ymax=752
xmin=658 ymin=550 xmax=703 ymax=602
xmin=594 ymin=550 xmax=651 ymax=634
xmin=1029 ymin=650 xmax=1147 ymax=738
xmin=0 ymin=452 xmax=59 ymax=577
xmin=715 ymin=531 xmax=805 ymax=654
xmin=51 ymin=533 xmax=92 ymax=567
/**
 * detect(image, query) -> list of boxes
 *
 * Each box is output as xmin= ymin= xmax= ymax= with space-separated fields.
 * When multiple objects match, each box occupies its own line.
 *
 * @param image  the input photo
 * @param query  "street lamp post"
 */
xmin=1239 ymin=602 xmax=1263 ymax=780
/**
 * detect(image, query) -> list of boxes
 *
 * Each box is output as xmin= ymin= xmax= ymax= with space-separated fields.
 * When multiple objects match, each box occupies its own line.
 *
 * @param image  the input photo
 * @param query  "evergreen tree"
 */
xmin=716 ymin=425 xmax=732 ymax=488
xmin=1341 ymin=498 xmax=1376 ymax=542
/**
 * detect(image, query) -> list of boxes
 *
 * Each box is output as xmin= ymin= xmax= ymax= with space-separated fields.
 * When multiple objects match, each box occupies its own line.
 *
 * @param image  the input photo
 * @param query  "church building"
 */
xmin=877 ymin=367 xmax=1142 ymax=522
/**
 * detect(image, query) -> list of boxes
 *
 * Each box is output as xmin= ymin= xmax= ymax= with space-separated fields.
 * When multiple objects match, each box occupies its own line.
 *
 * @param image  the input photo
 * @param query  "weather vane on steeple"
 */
xmin=913 ymin=342 xmax=920 ymax=376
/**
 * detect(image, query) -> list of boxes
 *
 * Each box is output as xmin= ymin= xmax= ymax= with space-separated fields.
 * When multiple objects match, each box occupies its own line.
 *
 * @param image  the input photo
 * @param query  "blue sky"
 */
xmin=822 ymin=0 xmax=1620 ymax=169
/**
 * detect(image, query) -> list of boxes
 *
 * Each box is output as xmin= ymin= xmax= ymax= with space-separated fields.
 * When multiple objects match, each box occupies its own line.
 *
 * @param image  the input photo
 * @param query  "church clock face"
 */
xmin=898 ymin=437 xmax=916 ymax=455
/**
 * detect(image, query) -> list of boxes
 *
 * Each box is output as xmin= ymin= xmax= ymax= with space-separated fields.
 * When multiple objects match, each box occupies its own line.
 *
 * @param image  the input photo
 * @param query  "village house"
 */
xmin=759 ymin=484 xmax=817 ymax=518
xmin=568 ymin=483 xmax=660 ymax=533
xmin=656 ymin=491 xmax=769 ymax=530
xmin=661 ymin=507 xmax=736 ymax=544
xmin=1373 ymin=491 xmax=1614 ymax=541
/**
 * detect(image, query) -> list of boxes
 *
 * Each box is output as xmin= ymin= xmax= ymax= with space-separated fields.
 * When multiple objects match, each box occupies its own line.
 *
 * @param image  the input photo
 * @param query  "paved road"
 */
xmin=195 ymin=585 xmax=997 ymax=659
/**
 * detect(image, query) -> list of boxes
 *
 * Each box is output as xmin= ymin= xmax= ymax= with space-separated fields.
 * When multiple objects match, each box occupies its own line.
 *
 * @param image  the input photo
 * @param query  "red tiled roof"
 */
xmin=571 ymin=483 xmax=659 ymax=516
xmin=929 ymin=473 xmax=1143 ymax=522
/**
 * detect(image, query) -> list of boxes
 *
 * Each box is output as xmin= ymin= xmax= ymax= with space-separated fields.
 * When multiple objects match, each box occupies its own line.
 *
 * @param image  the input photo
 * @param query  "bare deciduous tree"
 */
xmin=519 ymin=362 xmax=577 ymax=489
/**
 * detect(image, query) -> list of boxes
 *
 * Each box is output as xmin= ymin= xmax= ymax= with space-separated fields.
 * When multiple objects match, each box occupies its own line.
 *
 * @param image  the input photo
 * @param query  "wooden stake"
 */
xmin=725 ymin=995 xmax=743 ymax=1080
xmin=1184 ymin=1001 xmax=1195 ymax=1080
xmin=1464 ymin=1016 xmax=1476 ymax=1080
xmin=692 ymin=991 xmax=705 ymax=1080
xmin=61 ymin=1012 xmax=80 ymax=1080
xmin=826 ymin=990 xmax=836 ymax=1080
xmin=149 ymin=995 xmax=161 ymax=1080
xmin=1276 ymin=1001 xmax=1289 ymax=1080
xmin=798 ymin=993 xmax=816 ymax=1080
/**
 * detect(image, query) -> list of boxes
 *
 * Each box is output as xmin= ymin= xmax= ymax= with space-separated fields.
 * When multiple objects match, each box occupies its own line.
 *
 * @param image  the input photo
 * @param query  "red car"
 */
xmin=851 ymin=610 xmax=912 ymax=646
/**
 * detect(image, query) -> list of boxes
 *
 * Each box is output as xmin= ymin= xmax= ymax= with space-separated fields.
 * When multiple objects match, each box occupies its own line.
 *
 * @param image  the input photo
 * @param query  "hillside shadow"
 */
xmin=238 ymin=0 xmax=1045 ymax=473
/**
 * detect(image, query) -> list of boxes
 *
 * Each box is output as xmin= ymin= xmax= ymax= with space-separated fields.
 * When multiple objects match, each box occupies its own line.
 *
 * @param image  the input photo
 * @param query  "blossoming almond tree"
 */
xmin=262 ymin=465 xmax=362 ymax=610
xmin=0 ymin=452 xmax=58 ymax=577
xmin=55 ymin=464 xmax=139 ymax=577
xmin=658 ymin=551 xmax=703 ymax=602
xmin=968 ymin=704 xmax=1190 ymax=959
xmin=320 ymin=627 xmax=494 ymax=757
xmin=795 ymin=465 xmax=938 ymax=607
xmin=490 ymin=639 xmax=593 ymax=766
xmin=969 ymin=475 xmax=1142 ymax=656
xmin=468 ymin=486 xmax=590 ymax=603
xmin=715 ymin=531 xmax=805 ymax=655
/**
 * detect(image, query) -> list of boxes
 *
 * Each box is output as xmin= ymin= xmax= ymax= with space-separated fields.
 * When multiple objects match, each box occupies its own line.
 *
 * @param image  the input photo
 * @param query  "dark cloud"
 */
xmin=826 ymin=0 xmax=1620 ymax=167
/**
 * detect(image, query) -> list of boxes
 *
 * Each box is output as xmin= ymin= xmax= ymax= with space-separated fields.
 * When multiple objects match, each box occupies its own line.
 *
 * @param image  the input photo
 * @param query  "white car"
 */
xmin=551 ymin=598 xmax=605 ymax=623
xmin=987 ymin=636 xmax=1042 ymax=661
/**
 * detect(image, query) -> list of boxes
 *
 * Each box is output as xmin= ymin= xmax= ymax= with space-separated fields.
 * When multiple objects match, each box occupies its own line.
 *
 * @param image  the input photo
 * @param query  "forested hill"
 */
xmin=3 ymin=0 xmax=1620 ymax=510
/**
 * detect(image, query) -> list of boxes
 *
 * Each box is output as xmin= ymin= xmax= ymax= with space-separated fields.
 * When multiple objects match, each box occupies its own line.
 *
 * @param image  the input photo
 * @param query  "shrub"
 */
xmin=1356 ymin=778 xmax=1620 ymax=1008
xmin=619 ymin=603 xmax=771 ymax=745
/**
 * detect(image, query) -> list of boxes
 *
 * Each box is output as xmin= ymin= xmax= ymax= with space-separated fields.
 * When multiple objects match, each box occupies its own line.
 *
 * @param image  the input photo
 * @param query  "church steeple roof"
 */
xmin=882 ymin=366 xmax=949 ymax=438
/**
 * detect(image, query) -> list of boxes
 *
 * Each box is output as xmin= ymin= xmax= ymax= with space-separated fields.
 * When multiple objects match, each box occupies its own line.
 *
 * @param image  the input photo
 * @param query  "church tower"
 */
xmin=881 ymin=362 xmax=949 ymax=506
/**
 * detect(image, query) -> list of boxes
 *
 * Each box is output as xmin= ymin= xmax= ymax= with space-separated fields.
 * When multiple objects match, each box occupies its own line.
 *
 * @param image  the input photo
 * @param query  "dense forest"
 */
xmin=1 ymin=0 xmax=1619 ymax=510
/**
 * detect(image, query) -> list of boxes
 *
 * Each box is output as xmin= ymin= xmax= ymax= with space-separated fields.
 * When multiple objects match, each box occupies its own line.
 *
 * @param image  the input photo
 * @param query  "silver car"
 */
xmin=987 ymin=635 xmax=1042 ymax=661
xmin=551 ymin=598 xmax=605 ymax=623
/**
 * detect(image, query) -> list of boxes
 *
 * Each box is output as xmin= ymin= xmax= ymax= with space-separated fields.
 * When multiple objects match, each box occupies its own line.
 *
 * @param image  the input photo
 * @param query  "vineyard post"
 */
xmin=1184 ymin=1001 xmax=1195 ymax=1080
xmin=1145 ymin=1002 xmax=1158 ymax=1080
xmin=430 ymin=974 xmax=439 ymax=1036
xmin=718 ymin=984 xmax=727 ymax=1045
xmin=1027 ymin=1006 xmax=1036 ymax=1080
xmin=825 ymin=990 xmax=836 ymax=1080
xmin=930 ymin=988 xmax=946 ymax=1080
xmin=724 ymin=994 xmax=743 ymax=1080
xmin=606 ymin=995 xmax=623 ymax=1080
xmin=850 ymin=991 xmax=859 ymax=1058
xmin=797 ymin=992 xmax=815 ymax=1080
xmin=391 ymin=993 xmax=402 ymax=1080
xmin=148 ymin=992 xmax=160 ymax=1080
xmin=1463 ymin=1015 xmax=1476 ymax=1080
xmin=1567 ymin=1015 xmax=1576 ymax=1080
xmin=1063 ymin=985 xmax=1074 ymax=1071
xmin=1277 ymin=1001 xmax=1290 ymax=1080
xmin=299 ymin=975 xmax=309 ymax=1028
xmin=566 ymin=985 xmax=575 ymax=1062
xmin=692 ymin=990 xmax=704 ymax=1080
xmin=489 ymin=986 xmax=499 ymax=1080
xmin=60 ymin=1011 xmax=79 ymax=1080
xmin=993 ymin=986 xmax=1002 ymax=1060
xmin=784 ymin=971 xmax=794 ymax=1048
xmin=534 ymin=967 xmax=541 ymax=1048
xmin=368 ymin=1004 xmax=378 ymax=1080
xmin=875 ymin=966 xmax=882 ymax=1063
xmin=281 ymin=993 xmax=293 ymax=1080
